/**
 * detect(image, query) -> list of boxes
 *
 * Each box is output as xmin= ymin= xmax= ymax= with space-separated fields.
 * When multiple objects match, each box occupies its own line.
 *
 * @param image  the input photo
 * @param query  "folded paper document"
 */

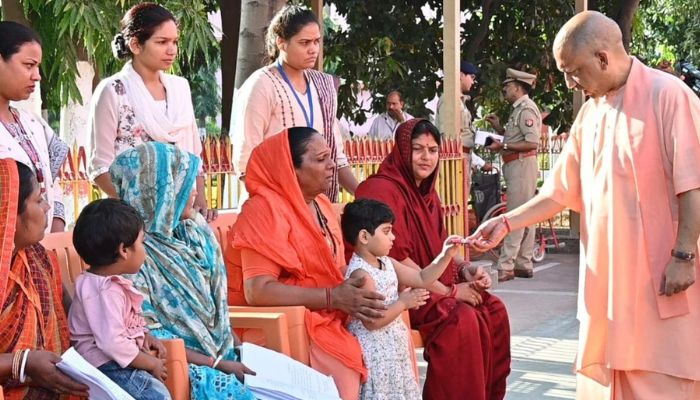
xmin=56 ymin=347 xmax=135 ymax=400
xmin=240 ymin=342 xmax=341 ymax=400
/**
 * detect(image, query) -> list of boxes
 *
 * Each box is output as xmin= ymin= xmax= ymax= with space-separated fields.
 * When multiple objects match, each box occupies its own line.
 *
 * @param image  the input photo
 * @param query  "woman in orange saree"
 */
xmin=225 ymin=128 xmax=387 ymax=400
xmin=0 ymin=159 xmax=87 ymax=399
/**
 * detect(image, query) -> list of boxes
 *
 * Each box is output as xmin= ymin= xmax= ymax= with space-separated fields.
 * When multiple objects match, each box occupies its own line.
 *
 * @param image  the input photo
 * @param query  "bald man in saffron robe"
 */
xmin=469 ymin=11 xmax=700 ymax=400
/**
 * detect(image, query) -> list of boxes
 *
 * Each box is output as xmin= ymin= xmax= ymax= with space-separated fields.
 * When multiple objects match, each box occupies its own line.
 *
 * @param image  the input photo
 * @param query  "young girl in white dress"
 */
xmin=341 ymin=198 xmax=463 ymax=399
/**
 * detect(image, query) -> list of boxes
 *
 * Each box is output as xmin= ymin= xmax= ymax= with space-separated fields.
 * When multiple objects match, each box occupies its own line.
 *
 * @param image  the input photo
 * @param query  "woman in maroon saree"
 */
xmin=354 ymin=118 xmax=510 ymax=400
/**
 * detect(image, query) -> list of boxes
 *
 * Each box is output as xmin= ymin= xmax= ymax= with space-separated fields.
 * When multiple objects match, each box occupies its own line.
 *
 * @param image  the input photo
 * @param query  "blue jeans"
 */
xmin=98 ymin=361 xmax=171 ymax=400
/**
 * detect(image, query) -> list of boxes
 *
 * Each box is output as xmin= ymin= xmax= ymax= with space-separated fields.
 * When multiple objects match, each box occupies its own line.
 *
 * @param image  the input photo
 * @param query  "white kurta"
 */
xmin=0 ymin=106 xmax=64 ymax=230
xmin=88 ymin=66 xmax=201 ymax=181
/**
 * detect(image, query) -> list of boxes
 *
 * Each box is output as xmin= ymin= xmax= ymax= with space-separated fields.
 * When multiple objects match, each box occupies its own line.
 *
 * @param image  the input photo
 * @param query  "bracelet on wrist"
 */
xmin=19 ymin=350 xmax=30 ymax=383
xmin=325 ymin=287 xmax=333 ymax=311
xmin=671 ymin=248 xmax=696 ymax=262
xmin=212 ymin=355 xmax=223 ymax=369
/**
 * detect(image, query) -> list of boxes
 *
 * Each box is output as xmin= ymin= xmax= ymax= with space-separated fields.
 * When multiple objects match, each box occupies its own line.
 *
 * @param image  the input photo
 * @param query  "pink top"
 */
xmin=541 ymin=58 xmax=700 ymax=383
xmin=68 ymin=272 xmax=147 ymax=368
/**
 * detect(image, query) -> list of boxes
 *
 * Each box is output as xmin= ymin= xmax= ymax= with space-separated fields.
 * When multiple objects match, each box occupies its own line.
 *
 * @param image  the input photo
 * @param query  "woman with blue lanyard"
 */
xmin=231 ymin=5 xmax=357 ymax=202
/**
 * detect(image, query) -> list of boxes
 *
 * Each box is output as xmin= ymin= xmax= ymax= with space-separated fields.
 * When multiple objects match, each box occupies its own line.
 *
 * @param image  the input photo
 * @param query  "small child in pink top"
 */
xmin=68 ymin=199 xmax=171 ymax=400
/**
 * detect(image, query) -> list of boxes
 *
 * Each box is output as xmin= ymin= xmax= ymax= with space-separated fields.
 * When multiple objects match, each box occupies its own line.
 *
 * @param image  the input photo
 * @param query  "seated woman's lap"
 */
xmin=150 ymin=328 xmax=255 ymax=400
xmin=309 ymin=343 xmax=361 ymax=400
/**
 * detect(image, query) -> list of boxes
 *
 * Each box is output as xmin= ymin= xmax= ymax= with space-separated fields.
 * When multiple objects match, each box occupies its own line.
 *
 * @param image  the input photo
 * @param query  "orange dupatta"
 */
xmin=227 ymin=131 xmax=366 ymax=379
xmin=0 ymin=159 xmax=71 ymax=400
xmin=0 ymin=159 xmax=18 ymax=308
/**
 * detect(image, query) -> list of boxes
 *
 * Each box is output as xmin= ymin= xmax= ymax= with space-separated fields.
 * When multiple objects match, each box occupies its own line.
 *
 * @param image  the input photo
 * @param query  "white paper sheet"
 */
xmin=240 ymin=342 xmax=341 ymax=400
xmin=56 ymin=347 xmax=136 ymax=400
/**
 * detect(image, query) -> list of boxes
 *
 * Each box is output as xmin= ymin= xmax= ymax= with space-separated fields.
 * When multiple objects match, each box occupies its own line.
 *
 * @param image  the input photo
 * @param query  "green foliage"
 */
xmin=325 ymin=0 xmax=577 ymax=133
xmin=631 ymin=0 xmax=700 ymax=65
xmin=324 ymin=1 xmax=443 ymax=125
xmin=188 ymin=58 xmax=222 ymax=125
xmin=474 ymin=0 xmax=575 ymax=132
xmin=11 ymin=0 xmax=218 ymax=114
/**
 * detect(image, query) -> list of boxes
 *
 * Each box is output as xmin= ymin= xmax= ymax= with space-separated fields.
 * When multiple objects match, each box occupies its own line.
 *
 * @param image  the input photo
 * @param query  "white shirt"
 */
xmin=368 ymin=112 xmax=413 ymax=140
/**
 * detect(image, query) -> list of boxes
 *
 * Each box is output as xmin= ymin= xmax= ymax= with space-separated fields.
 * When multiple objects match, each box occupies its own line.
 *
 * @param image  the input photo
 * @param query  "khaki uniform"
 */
xmin=499 ymin=94 xmax=541 ymax=272
xmin=436 ymin=94 xmax=475 ymax=149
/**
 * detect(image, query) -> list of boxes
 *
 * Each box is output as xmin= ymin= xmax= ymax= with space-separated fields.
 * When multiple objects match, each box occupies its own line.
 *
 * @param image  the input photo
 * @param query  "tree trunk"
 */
xmin=219 ymin=0 xmax=241 ymax=136
xmin=1 ymin=0 xmax=30 ymax=25
xmin=464 ymin=0 xmax=503 ymax=61
xmin=234 ymin=0 xmax=286 ymax=89
xmin=614 ymin=0 xmax=641 ymax=51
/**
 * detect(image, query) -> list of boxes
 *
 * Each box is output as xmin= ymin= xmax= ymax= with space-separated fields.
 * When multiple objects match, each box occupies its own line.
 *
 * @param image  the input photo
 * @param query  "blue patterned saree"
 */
xmin=110 ymin=142 xmax=254 ymax=400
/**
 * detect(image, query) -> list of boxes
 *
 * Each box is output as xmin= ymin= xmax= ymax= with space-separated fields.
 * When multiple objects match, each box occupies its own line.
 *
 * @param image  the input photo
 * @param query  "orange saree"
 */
xmin=225 ymin=131 xmax=366 ymax=381
xmin=0 ymin=159 xmax=71 ymax=400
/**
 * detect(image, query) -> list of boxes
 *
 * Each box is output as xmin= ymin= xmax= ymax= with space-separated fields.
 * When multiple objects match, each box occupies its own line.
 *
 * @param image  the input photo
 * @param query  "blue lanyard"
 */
xmin=276 ymin=61 xmax=314 ymax=128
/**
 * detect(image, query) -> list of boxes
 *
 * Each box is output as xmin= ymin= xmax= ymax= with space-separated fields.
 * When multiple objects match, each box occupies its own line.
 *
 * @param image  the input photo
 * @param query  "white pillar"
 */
xmin=442 ymin=0 xmax=460 ymax=139
xmin=59 ymin=61 xmax=95 ymax=148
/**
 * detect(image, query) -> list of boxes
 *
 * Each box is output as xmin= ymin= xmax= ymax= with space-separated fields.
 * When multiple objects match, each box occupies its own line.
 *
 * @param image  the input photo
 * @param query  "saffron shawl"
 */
xmin=0 ymin=159 xmax=71 ymax=400
xmin=230 ymin=130 xmax=366 ymax=379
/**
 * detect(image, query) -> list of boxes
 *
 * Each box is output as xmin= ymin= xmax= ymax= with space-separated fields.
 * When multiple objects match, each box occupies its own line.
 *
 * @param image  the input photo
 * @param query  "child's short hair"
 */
xmin=341 ymin=199 xmax=395 ymax=245
xmin=73 ymin=198 xmax=144 ymax=268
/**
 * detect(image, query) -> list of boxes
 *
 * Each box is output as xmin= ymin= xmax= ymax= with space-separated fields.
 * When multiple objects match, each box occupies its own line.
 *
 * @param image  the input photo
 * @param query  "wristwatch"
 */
xmin=671 ymin=249 xmax=696 ymax=262
xmin=503 ymin=142 xmax=509 ymax=151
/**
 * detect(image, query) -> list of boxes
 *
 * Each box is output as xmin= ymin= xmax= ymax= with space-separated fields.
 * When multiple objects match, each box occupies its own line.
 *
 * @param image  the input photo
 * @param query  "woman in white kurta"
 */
xmin=232 ymin=5 xmax=356 ymax=202
xmin=0 ymin=21 xmax=69 ymax=233
xmin=88 ymin=3 xmax=214 ymax=220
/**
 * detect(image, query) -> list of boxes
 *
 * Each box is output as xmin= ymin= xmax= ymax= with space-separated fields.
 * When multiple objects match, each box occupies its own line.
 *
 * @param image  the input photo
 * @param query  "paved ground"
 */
xmin=417 ymin=252 xmax=580 ymax=399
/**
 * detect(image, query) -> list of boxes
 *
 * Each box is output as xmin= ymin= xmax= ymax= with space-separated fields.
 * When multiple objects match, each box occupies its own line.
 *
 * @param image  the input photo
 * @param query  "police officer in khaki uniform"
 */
xmin=485 ymin=68 xmax=541 ymax=282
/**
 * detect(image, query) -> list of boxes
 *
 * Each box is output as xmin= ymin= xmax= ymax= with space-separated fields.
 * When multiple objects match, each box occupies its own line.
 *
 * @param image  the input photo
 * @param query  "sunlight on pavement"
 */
xmin=508 ymin=335 xmax=578 ymax=399
xmin=511 ymin=335 xmax=578 ymax=364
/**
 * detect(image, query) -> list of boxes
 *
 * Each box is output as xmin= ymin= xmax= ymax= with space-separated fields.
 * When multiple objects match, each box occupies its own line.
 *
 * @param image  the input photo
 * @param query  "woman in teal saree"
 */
xmin=110 ymin=142 xmax=255 ymax=399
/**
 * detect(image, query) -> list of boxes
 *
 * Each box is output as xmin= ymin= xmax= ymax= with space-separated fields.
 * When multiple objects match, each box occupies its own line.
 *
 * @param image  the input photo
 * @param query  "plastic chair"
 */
xmin=162 ymin=338 xmax=190 ymax=400
xmin=230 ymin=306 xmax=310 ymax=365
xmin=401 ymin=310 xmax=424 ymax=348
xmin=40 ymin=231 xmax=85 ymax=299
xmin=209 ymin=212 xmax=238 ymax=249
xmin=229 ymin=311 xmax=291 ymax=357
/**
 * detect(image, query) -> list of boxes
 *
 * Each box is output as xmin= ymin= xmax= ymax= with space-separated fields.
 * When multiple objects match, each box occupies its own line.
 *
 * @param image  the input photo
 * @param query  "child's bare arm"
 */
xmin=350 ymin=269 xmax=428 ymax=331
xmin=393 ymin=235 xmax=462 ymax=288
xmin=129 ymin=351 xmax=167 ymax=381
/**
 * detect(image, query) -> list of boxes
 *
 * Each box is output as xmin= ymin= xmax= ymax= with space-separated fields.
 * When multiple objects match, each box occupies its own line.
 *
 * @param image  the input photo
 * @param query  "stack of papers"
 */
xmin=240 ymin=342 xmax=340 ymax=400
xmin=56 ymin=347 xmax=135 ymax=400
